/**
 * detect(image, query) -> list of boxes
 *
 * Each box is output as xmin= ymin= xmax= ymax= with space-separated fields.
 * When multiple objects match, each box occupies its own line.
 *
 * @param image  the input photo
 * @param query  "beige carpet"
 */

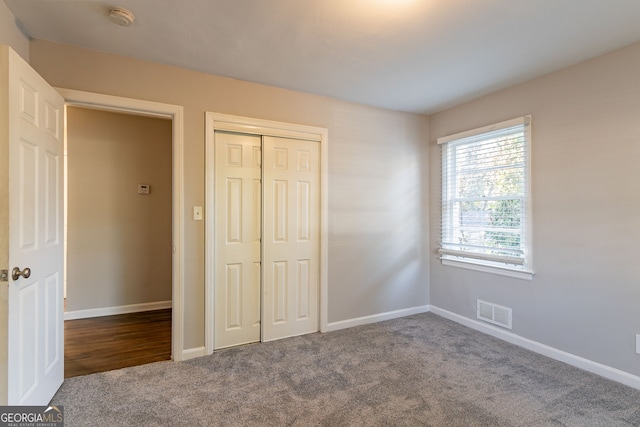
xmin=52 ymin=313 xmax=640 ymax=426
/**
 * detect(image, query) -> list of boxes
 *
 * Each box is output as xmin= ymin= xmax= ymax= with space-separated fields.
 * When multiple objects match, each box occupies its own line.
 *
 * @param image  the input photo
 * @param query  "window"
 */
xmin=438 ymin=116 xmax=533 ymax=280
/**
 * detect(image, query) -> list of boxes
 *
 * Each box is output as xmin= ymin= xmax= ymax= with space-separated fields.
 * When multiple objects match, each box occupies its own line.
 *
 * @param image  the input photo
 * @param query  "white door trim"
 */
xmin=56 ymin=88 xmax=186 ymax=361
xmin=205 ymin=112 xmax=329 ymax=354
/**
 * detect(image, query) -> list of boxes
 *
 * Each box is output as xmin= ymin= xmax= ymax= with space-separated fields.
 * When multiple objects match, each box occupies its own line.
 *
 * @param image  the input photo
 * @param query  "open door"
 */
xmin=4 ymin=46 xmax=65 ymax=404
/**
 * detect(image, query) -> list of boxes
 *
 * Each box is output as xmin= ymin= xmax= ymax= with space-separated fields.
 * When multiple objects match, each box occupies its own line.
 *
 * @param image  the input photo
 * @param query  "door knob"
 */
xmin=12 ymin=267 xmax=31 ymax=281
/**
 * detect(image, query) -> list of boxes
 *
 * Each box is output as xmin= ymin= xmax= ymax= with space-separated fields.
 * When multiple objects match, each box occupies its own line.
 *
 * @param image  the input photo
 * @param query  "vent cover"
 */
xmin=477 ymin=300 xmax=512 ymax=329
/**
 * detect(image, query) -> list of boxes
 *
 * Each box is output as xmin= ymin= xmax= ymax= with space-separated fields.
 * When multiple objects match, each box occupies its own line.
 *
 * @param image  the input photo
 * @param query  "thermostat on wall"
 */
xmin=138 ymin=184 xmax=150 ymax=194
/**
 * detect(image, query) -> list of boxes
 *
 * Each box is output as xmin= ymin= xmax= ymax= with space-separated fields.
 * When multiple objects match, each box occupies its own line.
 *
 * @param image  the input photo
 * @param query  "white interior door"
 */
xmin=262 ymin=136 xmax=319 ymax=341
xmin=6 ymin=47 xmax=65 ymax=404
xmin=214 ymin=132 xmax=262 ymax=349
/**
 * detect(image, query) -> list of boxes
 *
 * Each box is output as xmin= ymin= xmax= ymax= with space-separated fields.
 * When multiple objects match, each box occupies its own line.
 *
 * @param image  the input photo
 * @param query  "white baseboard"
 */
xmin=429 ymin=305 xmax=640 ymax=391
xmin=181 ymin=346 xmax=206 ymax=361
xmin=64 ymin=300 xmax=172 ymax=320
xmin=324 ymin=305 xmax=430 ymax=332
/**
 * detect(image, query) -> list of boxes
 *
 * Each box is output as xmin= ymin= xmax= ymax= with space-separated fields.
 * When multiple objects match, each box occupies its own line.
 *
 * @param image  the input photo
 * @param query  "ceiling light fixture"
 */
xmin=108 ymin=7 xmax=135 ymax=26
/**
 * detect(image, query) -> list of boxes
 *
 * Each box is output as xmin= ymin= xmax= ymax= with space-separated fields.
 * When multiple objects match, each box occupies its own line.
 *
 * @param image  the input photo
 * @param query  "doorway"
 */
xmin=205 ymin=113 xmax=329 ymax=354
xmin=58 ymin=88 xmax=186 ymax=363
xmin=63 ymin=106 xmax=172 ymax=376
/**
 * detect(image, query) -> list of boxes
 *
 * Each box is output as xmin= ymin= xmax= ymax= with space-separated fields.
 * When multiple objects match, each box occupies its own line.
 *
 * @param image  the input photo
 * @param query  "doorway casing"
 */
xmin=205 ymin=112 xmax=329 ymax=354
xmin=57 ymin=88 xmax=187 ymax=361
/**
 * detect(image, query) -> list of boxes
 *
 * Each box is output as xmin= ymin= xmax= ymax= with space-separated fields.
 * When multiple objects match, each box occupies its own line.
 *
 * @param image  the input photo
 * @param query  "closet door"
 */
xmin=262 ymin=136 xmax=320 ymax=341
xmin=214 ymin=132 xmax=262 ymax=349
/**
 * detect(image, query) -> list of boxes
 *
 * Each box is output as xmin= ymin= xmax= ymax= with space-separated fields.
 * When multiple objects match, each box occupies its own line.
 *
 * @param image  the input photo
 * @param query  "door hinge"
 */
xmin=0 ymin=269 xmax=8 ymax=282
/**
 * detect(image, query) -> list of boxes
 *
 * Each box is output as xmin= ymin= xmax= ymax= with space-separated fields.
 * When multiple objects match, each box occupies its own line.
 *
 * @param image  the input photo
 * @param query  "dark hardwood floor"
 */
xmin=64 ymin=309 xmax=171 ymax=378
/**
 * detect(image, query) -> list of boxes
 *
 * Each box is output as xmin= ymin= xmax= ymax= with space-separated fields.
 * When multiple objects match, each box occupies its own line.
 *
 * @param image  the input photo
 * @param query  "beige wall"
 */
xmin=66 ymin=107 xmax=172 ymax=312
xmin=0 ymin=4 xmax=28 ymax=62
xmin=30 ymin=40 xmax=430 ymax=349
xmin=429 ymin=41 xmax=640 ymax=377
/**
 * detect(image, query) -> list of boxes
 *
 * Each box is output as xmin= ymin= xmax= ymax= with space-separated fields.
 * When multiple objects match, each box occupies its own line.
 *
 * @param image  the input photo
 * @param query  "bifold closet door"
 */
xmin=214 ymin=132 xmax=262 ymax=349
xmin=262 ymin=136 xmax=320 ymax=341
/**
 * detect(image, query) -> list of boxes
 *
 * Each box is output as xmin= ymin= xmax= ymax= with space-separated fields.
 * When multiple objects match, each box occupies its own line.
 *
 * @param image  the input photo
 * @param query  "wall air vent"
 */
xmin=477 ymin=300 xmax=512 ymax=329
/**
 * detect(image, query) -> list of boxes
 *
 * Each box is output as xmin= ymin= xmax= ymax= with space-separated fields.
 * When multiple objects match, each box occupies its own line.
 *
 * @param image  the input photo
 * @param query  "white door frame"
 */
xmin=205 ymin=112 xmax=329 ymax=354
xmin=56 ymin=88 xmax=186 ymax=361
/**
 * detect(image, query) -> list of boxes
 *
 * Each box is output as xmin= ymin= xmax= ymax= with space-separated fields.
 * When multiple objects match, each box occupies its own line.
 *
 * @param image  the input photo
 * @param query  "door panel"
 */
xmin=297 ymin=260 xmax=310 ymax=319
xmin=44 ymin=150 xmax=60 ymax=244
xmin=7 ymin=47 xmax=65 ymax=405
xmin=272 ymin=261 xmax=287 ymax=323
xmin=214 ymin=132 xmax=262 ymax=349
xmin=262 ymin=136 xmax=319 ymax=341
xmin=273 ymin=180 xmax=287 ymax=241
xmin=44 ymin=272 xmax=61 ymax=372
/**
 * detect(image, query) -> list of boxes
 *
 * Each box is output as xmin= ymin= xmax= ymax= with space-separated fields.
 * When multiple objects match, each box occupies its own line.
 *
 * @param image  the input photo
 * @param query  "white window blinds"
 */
xmin=438 ymin=116 xmax=531 ymax=271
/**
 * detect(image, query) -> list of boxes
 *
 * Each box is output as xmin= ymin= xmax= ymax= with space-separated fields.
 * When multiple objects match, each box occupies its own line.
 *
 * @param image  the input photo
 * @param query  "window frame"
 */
xmin=437 ymin=116 xmax=533 ymax=280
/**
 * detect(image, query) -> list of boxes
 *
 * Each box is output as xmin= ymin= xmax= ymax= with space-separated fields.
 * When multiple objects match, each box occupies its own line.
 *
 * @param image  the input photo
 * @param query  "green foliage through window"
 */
xmin=440 ymin=118 xmax=530 ymax=268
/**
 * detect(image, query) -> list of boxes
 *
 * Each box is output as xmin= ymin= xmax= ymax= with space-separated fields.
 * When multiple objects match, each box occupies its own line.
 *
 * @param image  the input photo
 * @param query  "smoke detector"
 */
xmin=108 ymin=7 xmax=135 ymax=26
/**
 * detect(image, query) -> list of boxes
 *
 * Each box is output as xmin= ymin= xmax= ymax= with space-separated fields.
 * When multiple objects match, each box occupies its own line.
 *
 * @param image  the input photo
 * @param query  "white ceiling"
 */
xmin=6 ymin=0 xmax=640 ymax=114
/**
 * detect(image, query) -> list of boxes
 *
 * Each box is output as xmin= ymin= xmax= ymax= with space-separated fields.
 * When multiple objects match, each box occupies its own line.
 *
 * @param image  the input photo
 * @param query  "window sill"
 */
xmin=440 ymin=257 xmax=534 ymax=281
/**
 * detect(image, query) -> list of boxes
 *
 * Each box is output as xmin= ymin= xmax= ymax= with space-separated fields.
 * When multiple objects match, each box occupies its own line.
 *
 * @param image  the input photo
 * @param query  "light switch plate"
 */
xmin=636 ymin=334 xmax=640 ymax=355
xmin=193 ymin=206 xmax=203 ymax=221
